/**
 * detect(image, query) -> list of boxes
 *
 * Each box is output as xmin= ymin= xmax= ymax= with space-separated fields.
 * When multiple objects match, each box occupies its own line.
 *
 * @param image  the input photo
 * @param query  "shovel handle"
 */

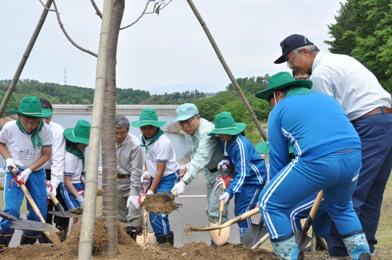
xmin=228 ymin=207 xmax=259 ymax=225
xmin=48 ymin=192 xmax=67 ymax=215
xmin=219 ymin=199 xmax=225 ymax=212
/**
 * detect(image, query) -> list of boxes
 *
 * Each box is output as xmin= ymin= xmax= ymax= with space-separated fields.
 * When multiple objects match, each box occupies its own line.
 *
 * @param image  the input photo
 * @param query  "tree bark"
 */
xmin=101 ymin=0 xmax=125 ymax=256
xmin=78 ymin=0 xmax=124 ymax=259
xmin=0 ymin=0 xmax=53 ymax=117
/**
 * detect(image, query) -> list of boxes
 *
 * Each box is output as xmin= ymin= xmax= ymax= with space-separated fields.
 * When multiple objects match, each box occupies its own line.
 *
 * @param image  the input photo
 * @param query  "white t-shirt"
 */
xmin=64 ymin=151 xmax=84 ymax=184
xmin=45 ymin=121 xmax=65 ymax=188
xmin=142 ymin=134 xmax=179 ymax=177
xmin=311 ymin=51 xmax=392 ymax=121
xmin=0 ymin=120 xmax=52 ymax=169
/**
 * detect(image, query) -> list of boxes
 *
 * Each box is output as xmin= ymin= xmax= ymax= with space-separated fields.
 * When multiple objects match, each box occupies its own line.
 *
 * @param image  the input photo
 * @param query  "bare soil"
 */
xmin=142 ymin=193 xmax=179 ymax=214
xmin=0 ymin=219 xmax=275 ymax=260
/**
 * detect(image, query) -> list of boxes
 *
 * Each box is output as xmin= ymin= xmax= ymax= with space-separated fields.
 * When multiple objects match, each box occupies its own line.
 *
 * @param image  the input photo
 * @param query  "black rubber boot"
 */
xmin=156 ymin=231 xmax=174 ymax=246
xmin=167 ymin=231 xmax=174 ymax=246
xmin=359 ymin=252 xmax=371 ymax=260
xmin=20 ymin=234 xmax=37 ymax=245
xmin=126 ymin=227 xmax=141 ymax=241
xmin=37 ymin=232 xmax=51 ymax=244
xmin=0 ymin=233 xmax=13 ymax=247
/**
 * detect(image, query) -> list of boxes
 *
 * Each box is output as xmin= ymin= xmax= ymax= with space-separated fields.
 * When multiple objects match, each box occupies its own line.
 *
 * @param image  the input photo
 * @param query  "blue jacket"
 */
xmin=268 ymin=88 xmax=361 ymax=179
xmin=219 ymin=135 xmax=266 ymax=197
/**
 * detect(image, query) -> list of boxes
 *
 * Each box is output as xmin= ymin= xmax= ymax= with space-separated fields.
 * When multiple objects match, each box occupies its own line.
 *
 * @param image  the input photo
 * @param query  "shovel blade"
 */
xmin=48 ymin=210 xmax=75 ymax=218
xmin=209 ymin=223 xmax=230 ymax=246
xmin=241 ymin=222 xmax=268 ymax=247
xmin=296 ymin=231 xmax=312 ymax=250
xmin=10 ymin=219 xmax=58 ymax=232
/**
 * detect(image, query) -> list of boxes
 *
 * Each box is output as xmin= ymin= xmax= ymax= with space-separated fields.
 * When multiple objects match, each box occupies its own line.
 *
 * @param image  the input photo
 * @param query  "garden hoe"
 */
xmin=0 ymin=210 xmax=58 ymax=232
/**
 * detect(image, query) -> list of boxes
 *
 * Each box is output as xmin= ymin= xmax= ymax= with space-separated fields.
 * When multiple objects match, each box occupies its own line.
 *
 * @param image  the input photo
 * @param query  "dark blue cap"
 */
xmin=274 ymin=34 xmax=314 ymax=64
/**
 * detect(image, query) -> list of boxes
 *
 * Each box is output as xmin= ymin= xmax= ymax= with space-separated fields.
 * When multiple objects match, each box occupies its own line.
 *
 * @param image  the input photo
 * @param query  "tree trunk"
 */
xmin=101 ymin=0 xmax=125 ymax=256
xmin=78 ymin=0 xmax=124 ymax=259
xmin=0 ymin=0 xmax=53 ymax=117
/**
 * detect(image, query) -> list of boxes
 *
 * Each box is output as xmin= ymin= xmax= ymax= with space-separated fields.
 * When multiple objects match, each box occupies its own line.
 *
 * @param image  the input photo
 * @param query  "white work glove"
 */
xmin=16 ymin=168 xmax=32 ymax=185
xmin=127 ymin=195 xmax=140 ymax=209
xmin=76 ymin=194 xmax=84 ymax=207
xmin=171 ymin=180 xmax=186 ymax=196
xmin=145 ymin=190 xmax=154 ymax=196
xmin=219 ymin=192 xmax=230 ymax=205
xmin=45 ymin=180 xmax=54 ymax=197
xmin=6 ymin=158 xmax=19 ymax=174
xmin=140 ymin=171 xmax=151 ymax=183
xmin=217 ymin=159 xmax=231 ymax=172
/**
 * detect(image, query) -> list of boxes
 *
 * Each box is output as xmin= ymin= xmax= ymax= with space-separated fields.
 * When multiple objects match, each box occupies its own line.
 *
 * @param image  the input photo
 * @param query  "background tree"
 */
xmin=326 ymin=0 xmax=392 ymax=92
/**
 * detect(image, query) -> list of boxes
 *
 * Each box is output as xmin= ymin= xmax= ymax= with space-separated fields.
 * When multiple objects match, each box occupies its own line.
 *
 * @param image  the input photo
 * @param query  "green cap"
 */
xmin=208 ymin=112 xmax=246 ymax=136
xmin=14 ymin=96 xmax=45 ymax=118
xmin=64 ymin=120 xmax=91 ymax=145
xmin=131 ymin=108 xmax=166 ymax=128
xmin=255 ymin=72 xmax=312 ymax=100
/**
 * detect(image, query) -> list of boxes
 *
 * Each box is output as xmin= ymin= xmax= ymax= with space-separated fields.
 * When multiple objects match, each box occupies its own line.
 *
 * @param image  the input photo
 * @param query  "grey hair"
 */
xmin=294 ymin=45 xmax=319 ymax=54
xmin=115 ymin=115 xmax=130 ymax=129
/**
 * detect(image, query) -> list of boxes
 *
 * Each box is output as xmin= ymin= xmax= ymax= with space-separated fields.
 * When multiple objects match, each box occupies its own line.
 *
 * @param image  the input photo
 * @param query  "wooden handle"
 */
xmin=49 ymin=192 xmax=60 ymax=206
xmin=219 ymin=200 xmax=225 ymax=212
xmin=20 ymin=184 xmax=46 ymax=223
xmin=227 ymin=207 xmax=260 ymax=225
xmin=309 ymin=191 xmax=323 ymax=219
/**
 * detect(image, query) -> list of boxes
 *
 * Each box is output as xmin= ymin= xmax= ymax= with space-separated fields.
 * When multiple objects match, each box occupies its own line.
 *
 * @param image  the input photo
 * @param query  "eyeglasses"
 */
xmin=179 ymin=116 xmax=195 ymax=125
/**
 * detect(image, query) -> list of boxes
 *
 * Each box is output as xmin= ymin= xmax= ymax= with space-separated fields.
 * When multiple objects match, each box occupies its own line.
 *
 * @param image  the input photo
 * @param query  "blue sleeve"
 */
xmin=226 ymin=138 xmax=250 ymax=196
xmin=268 ymin=108 xmax=290 ymax=179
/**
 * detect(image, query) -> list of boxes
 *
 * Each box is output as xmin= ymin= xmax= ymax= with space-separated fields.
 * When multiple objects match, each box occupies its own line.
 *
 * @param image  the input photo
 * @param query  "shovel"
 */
xmin=187 ymin=207 xmax=260 ymax=232
xmin=298 ymin=191 xmax=324 ymax=250
xmin=19 ymin=183 xmax=61 ymax=245
xmin=0 ymin=210 xmax=58 ymax=232
xmin=47 ymin=192 xmax=76 ymax=218
xmin=209 ymin=199 xmax=230 ymax=246
xmin=241 ymin=218 xmax=268 ymax=247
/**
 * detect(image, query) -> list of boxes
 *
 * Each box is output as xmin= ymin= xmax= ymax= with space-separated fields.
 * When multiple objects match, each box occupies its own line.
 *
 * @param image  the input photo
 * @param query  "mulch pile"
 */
xmin=0 ymin=218 xmax=276 ymax=260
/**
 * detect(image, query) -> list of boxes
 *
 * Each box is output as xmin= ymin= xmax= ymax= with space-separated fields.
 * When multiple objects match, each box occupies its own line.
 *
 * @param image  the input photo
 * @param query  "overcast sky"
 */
xmin=0 ymin=0 xmax=343 ymax=94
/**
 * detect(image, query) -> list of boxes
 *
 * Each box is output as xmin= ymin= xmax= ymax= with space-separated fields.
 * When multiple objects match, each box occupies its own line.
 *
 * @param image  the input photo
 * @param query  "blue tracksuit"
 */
xmin=258 ymin=88 xmax=363 ymax=241
xmin=220 ymin=135 xmax=266 ymax=238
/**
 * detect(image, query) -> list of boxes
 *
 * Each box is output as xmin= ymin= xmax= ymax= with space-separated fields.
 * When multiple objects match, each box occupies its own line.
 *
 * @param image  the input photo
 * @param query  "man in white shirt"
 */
xmin=38 ymin=99 xmax=68 ymax=242
xmin=274 ymin=34 xmax=392 ymax=258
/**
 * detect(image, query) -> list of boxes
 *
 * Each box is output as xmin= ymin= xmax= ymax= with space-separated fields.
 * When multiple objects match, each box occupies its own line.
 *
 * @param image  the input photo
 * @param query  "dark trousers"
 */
xmin=328 ymin=113 xmax=392 ymax=256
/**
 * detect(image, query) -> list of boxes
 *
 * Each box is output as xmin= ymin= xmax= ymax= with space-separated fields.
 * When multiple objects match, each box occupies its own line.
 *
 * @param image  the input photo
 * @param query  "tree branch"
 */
xmin=37 ymin=0 xmax=55 ymax=11
xmin=90 ymin=0 xmax=103 ymax=18
xmin=144 ymin=0 xmax=173 ymax=14
xmin=52 ymin=0 xmax=97 ymax=57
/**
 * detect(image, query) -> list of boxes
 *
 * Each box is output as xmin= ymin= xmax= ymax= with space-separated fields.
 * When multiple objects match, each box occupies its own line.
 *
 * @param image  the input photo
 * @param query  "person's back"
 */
xmin=268 ymin=90 xmax=361 ymax=171
xmin=311 ymin=51 xmax=391 ymax=120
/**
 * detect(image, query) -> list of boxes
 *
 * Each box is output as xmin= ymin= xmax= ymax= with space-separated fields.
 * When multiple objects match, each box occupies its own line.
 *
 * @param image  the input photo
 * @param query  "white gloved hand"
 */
xmin=217 ymin=159 xmax=231 ymax=171
xmin=219 ymin=192 xmax=230 ymax=204
xmin=16 ymin=168 xmax=32 ymax=185
xmin=127 ymin=195 xmax=140 ymax=209
xmin=171 ymin=180 xmax=186 ymax=196
xmin=6 ymin=158 xmax=19 ymax=174
xmin=140 ymin=171 xmax=151 ymax=183
xmin=146 ymin=190 xmax=154 ymax=196
xmin=45 ymin=180 xmax=54 ymax=197
xmin=76 ymin=193 xmax=84 ymax=207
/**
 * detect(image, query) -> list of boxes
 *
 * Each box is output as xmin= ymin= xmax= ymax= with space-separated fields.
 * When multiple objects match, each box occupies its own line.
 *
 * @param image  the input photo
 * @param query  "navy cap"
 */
xmin=274 ymin=34 xmax=314 ymax=64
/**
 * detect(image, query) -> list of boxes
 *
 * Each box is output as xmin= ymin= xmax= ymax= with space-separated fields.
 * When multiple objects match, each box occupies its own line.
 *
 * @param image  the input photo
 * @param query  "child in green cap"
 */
xmin=0 ymin=96 xmax=53 ymax=246
xmin=59 ymin=120 xmax=91 ymax=212
xmin=209 ymin=111 xmax=267 ymax=244
xmin=131 ymin=108 xmax=179 ymax=245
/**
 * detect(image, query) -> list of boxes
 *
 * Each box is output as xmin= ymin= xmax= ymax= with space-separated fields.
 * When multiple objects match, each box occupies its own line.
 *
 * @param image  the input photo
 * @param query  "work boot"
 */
xmin=0 ymin=233 xmax=13 ymax=247
xmin=20 ymin=234 xmax=37 ymax=245
xmin=343 ymin=232 xmax=370 ymax=260
xmin=126 ymin=226 xmax=142 ymax=241
xmin=156 ymin=231 xmax=174 ymax=246
xmin=271 ymin=235 xmax=301 ymax=260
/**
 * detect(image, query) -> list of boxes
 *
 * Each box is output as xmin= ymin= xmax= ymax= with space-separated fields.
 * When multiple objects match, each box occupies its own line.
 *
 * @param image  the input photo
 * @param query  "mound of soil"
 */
xmin=142 ymin=193 xmax=179 ymax=214
xmin=1 ymin=219 xmax=276 ymax=260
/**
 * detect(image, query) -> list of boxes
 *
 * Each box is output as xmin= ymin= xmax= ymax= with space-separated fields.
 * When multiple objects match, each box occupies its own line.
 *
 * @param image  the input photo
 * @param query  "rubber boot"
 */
xmin=342 ymin=232 xmax=371 ymax=260
xmin=271 ymin=235 xmax=301 ymax=260
xmin=156 ymin=231 xmax=174 ymax=246
xmin=167 ymin=231 xmax=174 ymax=246
xmin=0 ymin=233 xmax=13 ymax=247
xmin=20 ymin=233 xmax=37 ymax=245
xmin=37 ymin=232 xmax=51 ymax=244
xmin=126 ymin=226 xmax=142 ymax=241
